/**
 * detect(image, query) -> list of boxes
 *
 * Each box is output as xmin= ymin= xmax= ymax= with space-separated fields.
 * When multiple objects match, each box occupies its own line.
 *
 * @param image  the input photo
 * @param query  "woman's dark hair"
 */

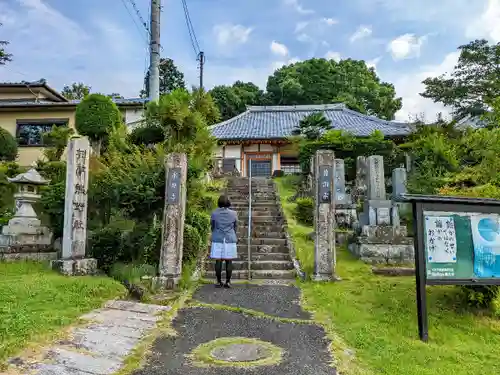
xmin=218 ymin=194 xmax=231 ymax=208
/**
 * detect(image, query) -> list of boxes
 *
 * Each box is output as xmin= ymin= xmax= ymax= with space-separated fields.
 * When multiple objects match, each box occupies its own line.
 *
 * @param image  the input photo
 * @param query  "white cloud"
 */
xmin=350 ymin=25 xmax=372 ymax=42
xmin=295 ymin=21 xmax=309 ymax=33
xmin=270 ymin=41 xmax=289 ymax=57
xmin=466 ymin=0 xmax=500 ymax=42
xmin=0 ymin=0 xmax=146 ymax=97
xmin=213 ymin=23 xmax=253 ymax=46
xmin=283 ymin=0 xmax=314 ymax=14
xmin=297 ymin=33 xmax=313 ymax=43
xmin=366 ymin=57 xmax=382 ymax=70
xmin=389 ymin=52 xmax=459 ymax=122
xmin=322 ymin=18 xmax=338 ymax=26
xmin=325 ymin=51 xmax=341 ymax=62
xmin=388 ymin=34 xmax=427 ymax=60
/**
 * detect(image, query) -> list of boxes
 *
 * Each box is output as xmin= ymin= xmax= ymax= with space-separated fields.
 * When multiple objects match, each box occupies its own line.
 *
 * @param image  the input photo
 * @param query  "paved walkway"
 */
xmin=134 ymin=284 xmax=336 ymax=375
xmin=4 ymin=300 xmax=171 ymax=375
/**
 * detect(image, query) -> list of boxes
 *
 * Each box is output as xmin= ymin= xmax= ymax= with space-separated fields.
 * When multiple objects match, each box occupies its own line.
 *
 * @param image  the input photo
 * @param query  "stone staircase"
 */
xmin=204 ymin=177 xmax=296 ymax=280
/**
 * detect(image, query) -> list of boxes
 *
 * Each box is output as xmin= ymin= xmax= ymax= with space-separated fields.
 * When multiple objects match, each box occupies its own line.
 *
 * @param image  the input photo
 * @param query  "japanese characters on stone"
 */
xmin=72 ymin=148 xmax=88 ymax=252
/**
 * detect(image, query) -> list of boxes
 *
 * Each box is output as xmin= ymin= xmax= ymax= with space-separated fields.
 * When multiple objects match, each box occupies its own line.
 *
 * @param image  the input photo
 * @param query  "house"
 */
xmin=0 ymin=80 xmax=147 ymax=166
xmin=210 ymin=104 xmax=411 ymax=177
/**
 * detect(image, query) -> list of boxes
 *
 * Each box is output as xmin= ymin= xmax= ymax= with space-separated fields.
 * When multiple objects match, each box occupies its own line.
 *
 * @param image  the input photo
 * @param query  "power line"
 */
xmin=181 ymin=0 xmax=201 ymax=57
xmin=127 ymin=0 xmax=150 ymax=35
xmin=119 ymin=0 xmax=149 ymax=44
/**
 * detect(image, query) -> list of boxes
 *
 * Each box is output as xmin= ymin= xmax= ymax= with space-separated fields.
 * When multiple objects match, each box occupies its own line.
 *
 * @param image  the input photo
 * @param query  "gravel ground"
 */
xmin=134 ymin=284 xmax=335 ymax=375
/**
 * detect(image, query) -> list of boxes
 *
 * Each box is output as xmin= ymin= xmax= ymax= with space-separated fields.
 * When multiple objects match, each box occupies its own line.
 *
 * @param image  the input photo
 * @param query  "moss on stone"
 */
xmin=188 ymin=337 xmax=283 ymax=368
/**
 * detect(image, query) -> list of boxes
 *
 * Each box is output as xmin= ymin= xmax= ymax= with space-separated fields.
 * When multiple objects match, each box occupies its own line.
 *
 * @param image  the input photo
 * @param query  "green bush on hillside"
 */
xmin=294 ymin=197 xmax=314 ymax=226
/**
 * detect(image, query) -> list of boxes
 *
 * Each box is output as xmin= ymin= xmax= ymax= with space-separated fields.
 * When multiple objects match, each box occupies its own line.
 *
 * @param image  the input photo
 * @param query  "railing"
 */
xmin=247 ymin=160 xmax=253 ymax=280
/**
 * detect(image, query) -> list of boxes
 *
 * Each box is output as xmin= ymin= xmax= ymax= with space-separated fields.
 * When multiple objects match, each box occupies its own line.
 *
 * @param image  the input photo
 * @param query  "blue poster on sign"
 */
xmin=470 ymin=214 xmax=500 ymax=278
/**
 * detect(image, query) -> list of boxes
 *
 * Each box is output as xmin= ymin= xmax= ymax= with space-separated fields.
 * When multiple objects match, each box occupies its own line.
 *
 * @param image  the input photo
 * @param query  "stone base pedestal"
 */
xmin=152 ymin=275 xmax=180 ymax=290
xmin=51 ymin=258 xmax=97 ymax=276
xmin=349 ymin=225 xmax=414 ymax=265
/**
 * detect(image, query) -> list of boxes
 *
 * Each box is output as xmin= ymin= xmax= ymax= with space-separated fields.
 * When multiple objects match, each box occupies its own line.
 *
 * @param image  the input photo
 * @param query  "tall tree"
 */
xmin=61 ymin=82 xmax=91 ymax=100
xmin=209 ymin=81 xmax=265 ymax=122
xmin=141 ymin=58 xmax=186 ymax=98
xmin=0 ymin=23 xmax=12 ymax=65
xmin=421 ymin=39 xmax=500 ymax=119
xmin=266 ymin=58 xmax=402 ymax=120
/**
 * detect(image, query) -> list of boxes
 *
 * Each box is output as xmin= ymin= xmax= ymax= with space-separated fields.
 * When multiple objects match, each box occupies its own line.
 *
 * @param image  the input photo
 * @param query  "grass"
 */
xmin=275 ymin=177 xmax=500 ymax=375
xmin=0 ymin=261 xmax=125 ymax=364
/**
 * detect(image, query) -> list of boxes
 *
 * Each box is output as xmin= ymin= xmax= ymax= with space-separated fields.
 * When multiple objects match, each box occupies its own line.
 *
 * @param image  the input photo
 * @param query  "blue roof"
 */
xmin=210 ymin=104 xmax=411 ymax=140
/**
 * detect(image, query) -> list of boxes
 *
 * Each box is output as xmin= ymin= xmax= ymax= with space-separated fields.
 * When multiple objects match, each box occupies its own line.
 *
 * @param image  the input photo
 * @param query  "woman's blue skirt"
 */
xmin=210 ymin=241 xmax=238 ymax=259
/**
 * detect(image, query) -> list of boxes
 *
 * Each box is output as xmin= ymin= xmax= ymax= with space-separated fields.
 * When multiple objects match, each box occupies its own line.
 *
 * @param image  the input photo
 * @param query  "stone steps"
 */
xmin=204 ymin=269 xmax=296 ymax=280
xmin=237 ymin=244 xmax=289 ymax=253
xmin=206 ymin=260 xmax=294 ymax=271
xmin=236 ymin=252 xmax=291 ymax=261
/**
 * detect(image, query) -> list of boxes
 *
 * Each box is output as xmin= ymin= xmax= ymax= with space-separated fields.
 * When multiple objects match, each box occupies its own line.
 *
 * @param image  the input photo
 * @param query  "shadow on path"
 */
xmin=133 ymin=284 xmax=336 ymax=375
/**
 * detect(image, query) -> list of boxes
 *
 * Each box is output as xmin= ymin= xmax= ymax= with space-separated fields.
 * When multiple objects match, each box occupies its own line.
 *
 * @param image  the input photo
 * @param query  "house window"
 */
xmin=16 ymin=119 xmax=68 ymax=146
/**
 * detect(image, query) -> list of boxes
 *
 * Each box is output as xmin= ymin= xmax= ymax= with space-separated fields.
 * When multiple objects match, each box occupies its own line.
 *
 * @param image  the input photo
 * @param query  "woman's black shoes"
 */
xmin=215 ymin=282 xmax=224 ymax=288
xmin=224 ymin=282 xmax=231 ymax=289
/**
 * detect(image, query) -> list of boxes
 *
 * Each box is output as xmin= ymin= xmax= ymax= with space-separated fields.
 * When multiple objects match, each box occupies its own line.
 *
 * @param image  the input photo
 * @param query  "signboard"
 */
xmin=166 ymin=167 xmax=182 ymax=204
xmin=318 ymin=165 xmax=333 ymax=203
xmin=396 ymin=194 xmax=500 ymax=343
xmin=424 ymin=212 xmax=500 ymax=280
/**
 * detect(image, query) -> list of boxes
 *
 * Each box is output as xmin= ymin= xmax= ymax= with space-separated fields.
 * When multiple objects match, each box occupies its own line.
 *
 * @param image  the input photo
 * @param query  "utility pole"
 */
xmin=148 ymin=0 xmax=161 ymax=101
xmin=198 ymin=51 xmax=205 ymax=90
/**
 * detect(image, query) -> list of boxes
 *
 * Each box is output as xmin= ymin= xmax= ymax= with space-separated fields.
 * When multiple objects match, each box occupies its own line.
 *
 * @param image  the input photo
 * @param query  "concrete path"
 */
xmin=134 ymin=284 xmax=336 ymax=375
xmin=5 ymin=300 xmax=171 ymax=375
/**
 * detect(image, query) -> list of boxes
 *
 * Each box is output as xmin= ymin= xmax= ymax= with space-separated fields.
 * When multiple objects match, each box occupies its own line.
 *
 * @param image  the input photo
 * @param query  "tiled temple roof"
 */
xmin=210 ymin=104 xmax=411 ymax=140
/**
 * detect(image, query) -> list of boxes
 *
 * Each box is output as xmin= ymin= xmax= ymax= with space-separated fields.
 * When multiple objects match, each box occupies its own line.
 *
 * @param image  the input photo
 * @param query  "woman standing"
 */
xmin=210 ymin=195 xmax=238 ymax=288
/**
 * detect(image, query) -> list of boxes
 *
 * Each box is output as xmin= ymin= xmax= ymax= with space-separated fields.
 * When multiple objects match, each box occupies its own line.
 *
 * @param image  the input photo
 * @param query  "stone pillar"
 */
xmin=155 ymin=153 xmax=188 ymax=289
xmin=392 ymin=168 xmax=407 ymax=198
xmin=334 ymin=159 xmax=348 ymax=204
xmin=313 ymin=150 xmax=336 ymax=282
xmin=367 ymin=155 xmax=386 ymax=200
xmin=353 ymin=156 xmax=368 ymax=203
xmin=52 ymin=136 xmax=97 ymax=275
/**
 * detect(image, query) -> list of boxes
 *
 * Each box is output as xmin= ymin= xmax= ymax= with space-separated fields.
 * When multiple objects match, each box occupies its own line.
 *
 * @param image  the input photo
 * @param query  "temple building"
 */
xmin=210 ymin=104 xmax=411 ymax=177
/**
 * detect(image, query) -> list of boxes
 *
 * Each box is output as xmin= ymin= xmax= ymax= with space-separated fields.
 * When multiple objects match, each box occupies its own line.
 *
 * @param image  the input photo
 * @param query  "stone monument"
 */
xmin=349 ymin=155 xmax=414 ymax=264
xmin=0 ymin=168 xmax=55 ymax=261
xmin=312 ymin=150 xmax=337 ymax=281
xmin=51 ymin=136 xmax=97 ymax=275
xmin=154 ymin=152 xmax=188 ymax=289
xmin=333 ymin=159 xmax=357 ymax=230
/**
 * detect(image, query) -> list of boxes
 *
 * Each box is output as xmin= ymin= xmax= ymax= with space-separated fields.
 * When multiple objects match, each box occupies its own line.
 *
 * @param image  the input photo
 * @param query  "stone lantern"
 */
xmin=0 ymin=169 xmax=54 ymax=260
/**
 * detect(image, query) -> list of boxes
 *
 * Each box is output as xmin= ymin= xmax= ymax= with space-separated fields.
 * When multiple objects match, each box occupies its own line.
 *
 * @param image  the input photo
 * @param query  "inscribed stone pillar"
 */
xmin=367 ymin=155 xmax=386 ymax=200
xmin=52 ymin=136 xmax=96 ymax=276
xmin=313 ymin=150 xmax=336 ymax=282
xmin=392 ymin=168 xmax=407 ymax=198
xmin=353 ymin=156 xmax=368 ymax=202
xmin=156 ymin=153 xmax=188 ymax=289
xmin=334 ymin=159 xmax=348 ymax=204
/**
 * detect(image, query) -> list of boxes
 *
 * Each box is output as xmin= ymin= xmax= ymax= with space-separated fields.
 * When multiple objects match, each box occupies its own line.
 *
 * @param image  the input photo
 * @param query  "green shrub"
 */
xmin=186 ymin=209 xmax=210 ymax=242
xmin=294 ymin=197 xmax=314 ymax=226
xmin=141 ymin=219 xmax=162 ymax=265
xmin=183 ymin=223 xmax=203 ymax=262
xmin=0 ymin=128 xmax=18 ymax=162
xmin=39 ymin=181 xmax=65 ymax=238
xmin=461 ymin=285 xmax=500 ymax=309
xmin=109 ymin=263 xmax=156 ymax=283
xmin=36 ymin=160 xmax=66 ymax=183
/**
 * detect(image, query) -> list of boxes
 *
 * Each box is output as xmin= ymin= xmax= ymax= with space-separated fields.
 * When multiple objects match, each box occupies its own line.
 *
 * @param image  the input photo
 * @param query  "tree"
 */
xmin=0 ymin=23 xmax=12 ymax=65
xmin=0 ymin=128 xmax=17 ymax=161
xmin=209 ymin=81 xmax=265 ymax=122
xmin=266 ymin=58 xmax=402 ymax=120
xmin=292 ymin=112 xmax=332 ymax=140
xmin=421 ymin=39 xmax=500 ymax=119
xmin=61 ymin=82 xmax=91 ymax=100
xmin=42 ymin=126 xmax=74 ymax=161
xmin=141 ymin=58 xmax=186 ymax=98
xmin=75 ymin=94 xmax=123 ymax=155
xmin=107 ymin=93 xmax=124 ymax=99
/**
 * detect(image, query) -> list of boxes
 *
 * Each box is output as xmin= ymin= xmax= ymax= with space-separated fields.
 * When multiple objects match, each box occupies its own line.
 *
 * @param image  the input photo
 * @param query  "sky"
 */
xmin=0 ymin=0 xmax=499 ymax=122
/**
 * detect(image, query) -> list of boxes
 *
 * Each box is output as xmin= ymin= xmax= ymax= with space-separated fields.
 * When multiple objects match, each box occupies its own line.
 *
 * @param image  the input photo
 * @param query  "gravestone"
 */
xmin=392 ymin=168 xmax=407 ymax=198
xmin=333 ymin=159 xmax=357 ymax=230
xmin=349 ymin=155 xmax=414 ymax=265
xmin=352 ymin=156 xmax=368 ymax=203
xmin=51 ymin=137 xmax=97 ymax=275
xmin=312 ymin=150 xmax=337 ymax=281
xmin=154 ymin=153 xmax=188 ymax=289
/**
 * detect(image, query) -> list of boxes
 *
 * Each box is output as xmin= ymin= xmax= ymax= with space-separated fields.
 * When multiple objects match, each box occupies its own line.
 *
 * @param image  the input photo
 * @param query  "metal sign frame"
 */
xmin=399 ymin=194 xmax=500 ymax=342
